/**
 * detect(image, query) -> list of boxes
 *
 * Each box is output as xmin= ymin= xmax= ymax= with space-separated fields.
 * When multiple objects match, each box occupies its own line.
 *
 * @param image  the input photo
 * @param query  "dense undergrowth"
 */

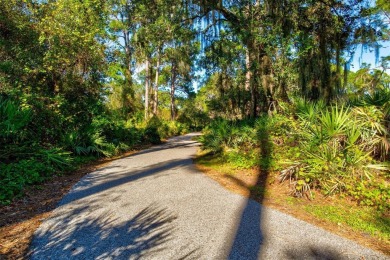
xmin=199 ymin=92 xmax=390 ymax=212
xmin=0 ymin=94 xmax=190 ymax=204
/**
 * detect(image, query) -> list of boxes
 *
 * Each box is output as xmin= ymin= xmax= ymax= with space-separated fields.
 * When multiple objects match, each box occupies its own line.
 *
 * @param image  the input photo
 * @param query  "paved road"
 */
xmin=30 ymin=134 xmax=388 ymax=259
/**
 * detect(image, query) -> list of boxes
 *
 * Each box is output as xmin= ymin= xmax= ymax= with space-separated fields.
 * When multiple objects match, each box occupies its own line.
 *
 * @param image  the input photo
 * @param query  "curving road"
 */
xmin=29 ymin=133 xmax=387 ymax=259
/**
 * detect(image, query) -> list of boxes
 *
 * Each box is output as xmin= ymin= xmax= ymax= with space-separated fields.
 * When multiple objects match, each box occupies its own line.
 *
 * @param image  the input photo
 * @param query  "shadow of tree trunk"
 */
xmin=227 ymin=115 xmax=272 ymax=259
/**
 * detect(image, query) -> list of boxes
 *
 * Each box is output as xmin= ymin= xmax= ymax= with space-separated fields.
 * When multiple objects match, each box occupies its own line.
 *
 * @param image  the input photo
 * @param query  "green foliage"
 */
xmin=142 ymin=119 xmax=162 ymax=145
xmin=0 ymin=0 xmax=114 ymax=204
xmin=349 ymin=88 xmax=390 ymax=107
xmin=200 ymin=120 xmax=238 ymax=154
xmin=348 ymin=89 xmax=390 ymax=160
xmin=278 ymin=101 xmax=389 ymax=210
xmin=295 ymin=98 xmax=326 ymax=123
xmin=0 ymin=96 xmax=31 ymax=139
xmin=0 ymin=148 xmax=72 ymax=204
xmin=0 ymin=96 xmax=32 ymax=162
xmin=348 ymin=180 xmax=390 ymax=210
xmin=139 ymin=117 xmax=190 ymax=144
xmin=200 ymin=99 xmax=389 ymax=211
xmin=199 ymin=119 xmax=259 ymax=168
xmin=37 ymin=148 xmax=72 ymax=170
xmin=225 ymin=150 xmax=258 ymax=169
xmin=177 ymin=99 xmax=210 ymax=130
xmin=0 ymin=160 xmax=47 ymax=203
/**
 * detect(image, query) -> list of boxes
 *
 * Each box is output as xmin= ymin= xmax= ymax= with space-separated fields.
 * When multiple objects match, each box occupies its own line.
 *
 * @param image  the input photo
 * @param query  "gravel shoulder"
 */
xmin=29 ymin=133 xmax=388 ymax=259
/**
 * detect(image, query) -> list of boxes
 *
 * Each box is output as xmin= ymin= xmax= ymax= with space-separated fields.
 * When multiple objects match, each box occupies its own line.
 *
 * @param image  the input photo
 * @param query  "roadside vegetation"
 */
xmin=199 ymin=94 xmax=390 ymax=210
xmin=0 ymin=95 xmax=191 ymax=204
xmin=196 ymin=92 xmax=390 ymax=249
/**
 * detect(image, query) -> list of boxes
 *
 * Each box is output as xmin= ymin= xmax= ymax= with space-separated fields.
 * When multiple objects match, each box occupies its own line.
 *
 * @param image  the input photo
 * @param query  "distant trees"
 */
xmin=1 ymin=0 xmax=108 ymax=129
xmin=105 ymin=0 xmax=198 ymax=121
xmin=2 ymin=0 xmax=388 ymax=122
xmin=193 ymin=0 xmax=389 ymax=118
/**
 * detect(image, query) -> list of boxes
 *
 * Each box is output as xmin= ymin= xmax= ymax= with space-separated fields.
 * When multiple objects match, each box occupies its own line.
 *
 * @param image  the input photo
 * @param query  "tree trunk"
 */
xmin=343 ymin=62 xmax=348 ymax=91
xmin=319 ymin=16 xmax=332 ymax=103
xmin=121 ymin=27 xmax=135 ymax=117
xmin=277 ymin=47 xmax=289 ymax=102
xmin=335 ymin=43 xmax=341 ymax=96
xmin=245 ymin=48 xmax=251 ymax=91
xmin=170 ymin=63 xmax=176 ymax=121
xmin=280 ymin=80 xmax=289 ymax=102
xmin=153 ymin=51 xmax=160 ymax=116
xmin=123 ymin=29 xmax=133 ymax=92
xmin=260 ymin=49 xmax=273 ymax=112
xmin=144 ymin=58 xmax=150 ymax=120
xmin=247 ymin=39 xmax=258 ymax=118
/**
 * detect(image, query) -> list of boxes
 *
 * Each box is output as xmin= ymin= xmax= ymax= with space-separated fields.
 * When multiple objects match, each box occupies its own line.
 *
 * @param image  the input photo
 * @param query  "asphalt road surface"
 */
xmin=30 ymin=133 xmax=388 ymax=259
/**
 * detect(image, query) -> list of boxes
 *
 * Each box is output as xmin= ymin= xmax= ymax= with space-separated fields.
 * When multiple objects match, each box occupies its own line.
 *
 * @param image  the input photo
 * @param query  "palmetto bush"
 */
xmin=62 ymin=127 xmax=119 ymax=157
xmin=200 ymin=119 xmax=229 ymax=154
xmin=353 ymin=106 xmax=390 ymax=160
xmin=200 ymin=119 xmax=257 ymax=154
xmin=282 ymin=101 xmax=389 ymax=207
xmin=199 ymin=119 xmax=258 ymax=168
xmin=199 ymin=100 xmax=388 ymax=209
xmin=348 ymin=88 xmax=390 ymax=160
xmin=299 ymin=105 xmax=351 ymax=145
xmin=295 ymin=97 xmax=326 ymax=123
xmin=349 ymin=88 xmax=390 ymax=107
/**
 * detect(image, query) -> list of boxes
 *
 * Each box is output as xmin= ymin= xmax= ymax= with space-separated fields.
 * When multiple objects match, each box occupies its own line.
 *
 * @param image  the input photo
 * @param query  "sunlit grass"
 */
xmin=304 ymin=204 xmax=390 ymax=242
xmin=195 ymin=150 xmax=239 ymax=175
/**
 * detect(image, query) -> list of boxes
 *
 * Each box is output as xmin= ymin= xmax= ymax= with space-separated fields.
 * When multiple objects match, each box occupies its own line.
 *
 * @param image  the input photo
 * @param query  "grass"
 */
xmin=305 ymin=204 xmax=390 ymax=242
xmin=195 ymin=151 xmax=240 ymax=176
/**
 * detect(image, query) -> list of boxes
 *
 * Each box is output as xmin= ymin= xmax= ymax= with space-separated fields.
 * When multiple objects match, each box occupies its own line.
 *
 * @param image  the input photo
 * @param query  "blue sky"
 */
xmin=351 ymin=42 xmax=390 ymax=72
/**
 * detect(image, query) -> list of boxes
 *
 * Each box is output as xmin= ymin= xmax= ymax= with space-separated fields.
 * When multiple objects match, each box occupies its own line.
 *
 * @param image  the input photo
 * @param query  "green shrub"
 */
xmin=0 ymin=148 xmax=72 ymax=204
xmin=199 ymin=119 xmax=259 ymax=168
xmin=0 ymin=96 xmax=33 ymax=162
xmin=92 ymin=116 xmax=142 ymax=147
xmin=294 ymin=98 xmax=326 ymax=123
xmin=279 ymin=102 xmax=389 ymax=207
xmin=138 ymin=117 xmax=190 ymax=144
xmin=0 ymin=160 xmax=46 ymax=203
xmin=225 ymin=149 xmax=258 ymax=169
xmin=143 ymin=126 xmax=161 ymax=144
xmin=177 ymin=107 xmax=210 ymax=130
xmin=199 ymin=119 xmax=235 ymax=154
xmin=347 ymin=180 xmax=390 ymax=211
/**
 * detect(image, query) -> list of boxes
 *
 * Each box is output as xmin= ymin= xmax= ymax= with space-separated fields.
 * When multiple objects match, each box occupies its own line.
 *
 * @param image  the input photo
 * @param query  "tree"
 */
xmin=106 ymin=0 xmax=138 ymax=116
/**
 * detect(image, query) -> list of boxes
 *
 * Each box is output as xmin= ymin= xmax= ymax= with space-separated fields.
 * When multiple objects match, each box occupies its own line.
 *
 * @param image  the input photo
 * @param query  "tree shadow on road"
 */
xmin=23 ymin=135 xmax=203 ymax=259
xmin=226 ymin=116 xmax=272 ymax=259
xmin=29 ymin=203 xmax=200 ymax=259
xmin=283 ymin=246 xmax=344 ymax=260
xmin=60 ymin=158 xmax=198 ymax=205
